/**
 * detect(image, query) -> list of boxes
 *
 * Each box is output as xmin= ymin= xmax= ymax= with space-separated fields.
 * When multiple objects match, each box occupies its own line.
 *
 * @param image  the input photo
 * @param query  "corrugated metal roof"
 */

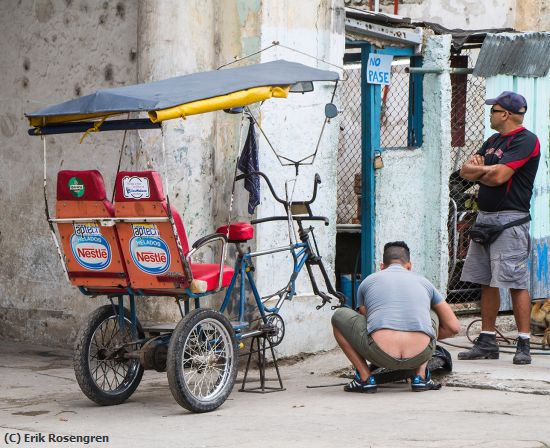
xmin=474 ymin=32 xmax=550 ymax=78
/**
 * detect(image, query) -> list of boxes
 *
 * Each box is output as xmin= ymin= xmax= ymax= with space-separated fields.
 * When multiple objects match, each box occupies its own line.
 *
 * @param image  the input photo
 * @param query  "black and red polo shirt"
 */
xmin=476 ymin=127 xmax=540 ymax=212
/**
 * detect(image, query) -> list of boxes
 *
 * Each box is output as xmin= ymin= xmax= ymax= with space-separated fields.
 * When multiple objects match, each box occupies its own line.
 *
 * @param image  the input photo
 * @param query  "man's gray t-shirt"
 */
xmin=356 ymin=264 xmax=444 ymax=338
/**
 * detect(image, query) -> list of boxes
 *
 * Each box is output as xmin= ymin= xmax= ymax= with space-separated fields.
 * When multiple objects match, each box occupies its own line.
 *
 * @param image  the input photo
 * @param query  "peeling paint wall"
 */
xmin=0 ymin=0 xmax=345 ymax=357
xmin=374 ymin=35 xmax=452 ymax=293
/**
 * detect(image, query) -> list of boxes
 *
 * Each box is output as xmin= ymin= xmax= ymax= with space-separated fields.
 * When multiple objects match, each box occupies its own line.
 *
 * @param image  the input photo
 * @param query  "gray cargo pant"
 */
xmin=460 ymin=210 xmax=530 ymax=289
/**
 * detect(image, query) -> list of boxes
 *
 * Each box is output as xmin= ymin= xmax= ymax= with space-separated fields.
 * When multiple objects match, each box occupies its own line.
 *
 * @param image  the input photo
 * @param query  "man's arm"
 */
xmin=460 ymin=153 xmax=514 ymax=186
xmin=358 ymin=305 xmax=366 ymax=316
xmin=459 ymin=154 xmax=486 ymax=181
xmin=477 ymin=164 xmax=514 ymax=186
xmin=432 ymin=301 xmax=460 ymax=340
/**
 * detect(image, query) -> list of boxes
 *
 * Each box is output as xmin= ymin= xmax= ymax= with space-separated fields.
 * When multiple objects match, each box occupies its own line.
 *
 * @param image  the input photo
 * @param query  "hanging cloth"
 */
xmin=238 ymin=117 xmax=260 ymax=214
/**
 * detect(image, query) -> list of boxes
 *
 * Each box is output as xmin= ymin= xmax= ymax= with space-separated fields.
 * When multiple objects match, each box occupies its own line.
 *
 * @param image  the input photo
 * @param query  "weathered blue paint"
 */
xmin=535 ymin=241 xmax=548 ymax=283
xmin=377 ymin=47 xmax=415 ymax=57
xmin=361 ymin=45 xmax=380 ymax=278
xmin=360 ymin=45 xmax=420 ymax=277
xmin=408 ymin=56 xmax=423 ymax=147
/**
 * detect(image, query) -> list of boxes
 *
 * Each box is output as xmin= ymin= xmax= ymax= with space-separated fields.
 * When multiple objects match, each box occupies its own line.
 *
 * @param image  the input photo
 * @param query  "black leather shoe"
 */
xmin=458 ymin=333 xmax=499 ymax=360
xmin=513 ymin=337 xmax=531 ymax=365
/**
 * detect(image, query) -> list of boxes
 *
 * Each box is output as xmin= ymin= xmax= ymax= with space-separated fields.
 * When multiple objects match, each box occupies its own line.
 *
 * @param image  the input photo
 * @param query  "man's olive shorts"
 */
xmin=332 ymin=307 xmax=438 ymax=371
xmin=460 ymin=210 xmax=530 ymax=290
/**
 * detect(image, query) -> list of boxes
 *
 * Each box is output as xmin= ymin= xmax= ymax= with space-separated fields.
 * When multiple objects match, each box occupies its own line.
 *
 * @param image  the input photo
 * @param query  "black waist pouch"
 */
xmin=470 ymin=215 xmax=530 ymax=246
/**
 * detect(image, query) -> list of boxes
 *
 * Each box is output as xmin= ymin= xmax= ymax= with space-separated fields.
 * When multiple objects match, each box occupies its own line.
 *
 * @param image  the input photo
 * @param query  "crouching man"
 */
xmin=332 ymin=241 xmax=460 ymax=393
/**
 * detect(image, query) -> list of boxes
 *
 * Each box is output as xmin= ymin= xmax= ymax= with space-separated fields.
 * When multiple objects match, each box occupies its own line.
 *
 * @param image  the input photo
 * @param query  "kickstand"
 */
xmin=239 ymin=335 xmax=285 ymax=393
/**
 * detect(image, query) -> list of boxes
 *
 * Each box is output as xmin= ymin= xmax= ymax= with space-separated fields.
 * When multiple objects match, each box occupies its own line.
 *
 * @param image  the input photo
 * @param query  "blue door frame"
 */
xmin=356 ymin=43 xmax=422 ymax=278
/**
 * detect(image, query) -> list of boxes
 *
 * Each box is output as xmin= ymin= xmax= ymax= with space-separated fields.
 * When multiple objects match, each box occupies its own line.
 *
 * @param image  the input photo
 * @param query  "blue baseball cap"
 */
xmin=486 ymin=91 xmax=527 ymax=114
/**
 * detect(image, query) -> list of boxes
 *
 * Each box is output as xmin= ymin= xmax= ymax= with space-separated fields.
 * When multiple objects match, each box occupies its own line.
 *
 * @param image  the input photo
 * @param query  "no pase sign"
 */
xmin=366 ymin=53 xmax=393 ymax=85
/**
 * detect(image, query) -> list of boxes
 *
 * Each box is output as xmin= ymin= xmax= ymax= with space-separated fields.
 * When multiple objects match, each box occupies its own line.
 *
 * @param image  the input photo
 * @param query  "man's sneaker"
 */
xmin=344 ymin=371 xmax=377 ymax=393
xmin=411 ymin=370 xmax=442 ymax=392
xmin=513 ymin=337 xmax=531 ymax=365
xmin=458 ymin=333 xmax=499 ymax=360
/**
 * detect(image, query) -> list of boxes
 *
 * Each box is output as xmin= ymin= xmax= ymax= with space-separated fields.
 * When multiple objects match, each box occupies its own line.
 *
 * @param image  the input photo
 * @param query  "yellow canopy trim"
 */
xmin=148 ymin=85 xmax=290 ymax=123
xmin=28 ymin=85 xmax=290 ymax=128
xmin=28 ymin=112 xmax=121 ymax=128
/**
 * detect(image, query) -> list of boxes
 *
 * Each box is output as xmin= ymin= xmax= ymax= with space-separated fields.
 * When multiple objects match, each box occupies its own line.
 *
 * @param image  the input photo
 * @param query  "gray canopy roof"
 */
xmin=27 ymin=60 xmax=339 ymax=123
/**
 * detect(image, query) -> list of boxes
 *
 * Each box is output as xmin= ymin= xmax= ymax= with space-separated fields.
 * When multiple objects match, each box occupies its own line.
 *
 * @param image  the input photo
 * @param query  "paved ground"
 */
xmin=1 ymin=333 xmax=550 ymax=448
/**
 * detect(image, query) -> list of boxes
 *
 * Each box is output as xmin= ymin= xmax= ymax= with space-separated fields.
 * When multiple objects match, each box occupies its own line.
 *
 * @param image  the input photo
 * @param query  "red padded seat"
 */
xmin=114 ymin=170 xmax=233 ymax=293
xmin=57 ymin=169 xmax=114 ymax=215
xmin=55 ymin=170 xmax=128 ymax=290
xmin=216 ymin=222 xmax=254 ymax=242
xmin=190 ymin=264 xmax=235 ymax=290
xmin=115 ymin=170 xmax=190 ymax=253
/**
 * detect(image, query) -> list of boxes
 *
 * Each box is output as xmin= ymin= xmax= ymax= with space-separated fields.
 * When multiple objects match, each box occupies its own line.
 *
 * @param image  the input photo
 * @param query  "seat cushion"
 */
xmin=190 ymin=264 xmax=234 ymax=291
xmin=115 ymin=170 xmax=165 ymax=202
xmin=216 ymin=222 xmax=254 ymax=242
xmin=57 ymin=170 xmax=107 ymax=201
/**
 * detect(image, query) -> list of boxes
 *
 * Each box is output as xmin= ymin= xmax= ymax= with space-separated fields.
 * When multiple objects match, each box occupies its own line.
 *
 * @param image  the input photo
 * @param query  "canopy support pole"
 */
xmin=42 ymin=134 xmax=70 ymax=283
xmin=160 ymin=125 xmax=195 ymax=285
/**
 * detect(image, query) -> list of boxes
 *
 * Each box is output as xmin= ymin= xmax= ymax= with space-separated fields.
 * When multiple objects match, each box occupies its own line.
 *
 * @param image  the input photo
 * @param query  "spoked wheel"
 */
xmin=74 ymin=305 xmax=144 ymax=406
xmin=167 ymin=308 xmax=238 ymax=413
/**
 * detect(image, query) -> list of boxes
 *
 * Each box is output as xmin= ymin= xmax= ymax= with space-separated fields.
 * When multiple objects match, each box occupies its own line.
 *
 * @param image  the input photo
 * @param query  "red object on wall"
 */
xmin=451 ymin=55 xmax=468 ymax=147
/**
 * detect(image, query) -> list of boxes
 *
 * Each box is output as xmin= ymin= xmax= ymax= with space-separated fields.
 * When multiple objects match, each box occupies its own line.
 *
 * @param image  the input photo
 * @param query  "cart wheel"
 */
xmin=167 ymin=308 xmax=238 ymax=413
xmin=73 ymin=305 xmax=144 ymax=406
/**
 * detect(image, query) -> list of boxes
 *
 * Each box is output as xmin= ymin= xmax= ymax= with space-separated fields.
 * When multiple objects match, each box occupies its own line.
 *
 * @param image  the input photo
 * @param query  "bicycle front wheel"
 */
xmin=167 ymin=308 xmax=238 ymax=413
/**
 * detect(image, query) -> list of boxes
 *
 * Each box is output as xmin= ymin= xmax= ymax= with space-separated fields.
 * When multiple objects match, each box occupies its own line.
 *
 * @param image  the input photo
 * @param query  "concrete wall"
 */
xmin=374 ymin=35 xmax=452 ymax=292
xmin=0 ymin=0 xmax=139 ymax=345
xmin=254 ymin=0 xmax=345 ymax=357
xmin=0 ymin=0 xmax=345 ymax=356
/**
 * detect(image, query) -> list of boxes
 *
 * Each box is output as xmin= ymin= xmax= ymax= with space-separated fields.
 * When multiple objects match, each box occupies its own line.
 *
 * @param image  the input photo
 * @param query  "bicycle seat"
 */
xmin=216 ymin=222 xmax=254 ymax=243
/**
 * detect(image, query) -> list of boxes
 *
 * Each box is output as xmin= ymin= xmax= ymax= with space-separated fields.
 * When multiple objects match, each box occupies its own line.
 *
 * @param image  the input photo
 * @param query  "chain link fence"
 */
xmin=337 ymin=67 xmax=362 ymax=224
xmin=446 ymin=51 xmax=486 ymax=308
xmin=337 ymin=62 xmax=411 ymax=224
xmin=380 ymin=62 xmax=410 ymax=148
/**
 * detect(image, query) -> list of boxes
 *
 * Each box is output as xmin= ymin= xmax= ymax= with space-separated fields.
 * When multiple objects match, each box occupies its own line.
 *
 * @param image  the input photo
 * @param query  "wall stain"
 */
xmin=35 ymin=0 xmax=54 ymax=23
xmin=104 ymin=63 xmax=113 ymax=81
xmin=116 ymin=2 xmax=125 ymax=20
xmin=0 ymin=114 xmax=17 ymax=138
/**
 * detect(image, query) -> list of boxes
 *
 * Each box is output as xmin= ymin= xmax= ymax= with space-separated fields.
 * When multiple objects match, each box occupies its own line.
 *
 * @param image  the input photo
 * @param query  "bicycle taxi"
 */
xmin=26 ymin=59 xmax=346 ymax=413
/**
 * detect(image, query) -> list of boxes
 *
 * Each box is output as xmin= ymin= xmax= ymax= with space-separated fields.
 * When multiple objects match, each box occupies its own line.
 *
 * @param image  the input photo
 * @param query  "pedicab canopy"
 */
xmin=26 ymin=60 xmax=339 ymax=134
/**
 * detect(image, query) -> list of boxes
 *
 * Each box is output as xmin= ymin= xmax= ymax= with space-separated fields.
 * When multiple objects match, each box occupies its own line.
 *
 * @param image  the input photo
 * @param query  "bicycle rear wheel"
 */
xmin=73 ymin=305 xmax=144 ymax=405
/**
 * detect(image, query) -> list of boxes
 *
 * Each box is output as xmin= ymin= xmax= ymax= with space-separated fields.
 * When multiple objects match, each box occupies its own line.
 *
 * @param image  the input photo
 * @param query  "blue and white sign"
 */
xmin=366 ymin=53 xmax=393 ymax=85
xmin=70 ymin=223 xmax=112 ymax=270
xmin=130 ymin=235 xmax=171 ymax=275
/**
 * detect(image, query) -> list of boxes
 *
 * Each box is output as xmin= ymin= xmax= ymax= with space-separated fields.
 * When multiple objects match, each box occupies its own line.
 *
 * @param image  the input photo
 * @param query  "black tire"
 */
xmin=167 ymin=308 xmax=238 ymax=413
xmin=73 ymin=305 xmax=144 ymax=406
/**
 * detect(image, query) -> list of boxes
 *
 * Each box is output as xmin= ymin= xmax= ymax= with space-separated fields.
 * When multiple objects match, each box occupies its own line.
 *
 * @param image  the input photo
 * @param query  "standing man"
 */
xmin=332 ymin=241 xmax=460 ymax=393
xmin=459 ymin=91 xmax=540 ymax=365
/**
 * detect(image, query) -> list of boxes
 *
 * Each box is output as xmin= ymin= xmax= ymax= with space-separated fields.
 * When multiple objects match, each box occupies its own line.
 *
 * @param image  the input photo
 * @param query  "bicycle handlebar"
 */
xmin=235 ymin=171 xmax=321 ymax=207
xmin=251 ymin=215 xmax=329 ymax=226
